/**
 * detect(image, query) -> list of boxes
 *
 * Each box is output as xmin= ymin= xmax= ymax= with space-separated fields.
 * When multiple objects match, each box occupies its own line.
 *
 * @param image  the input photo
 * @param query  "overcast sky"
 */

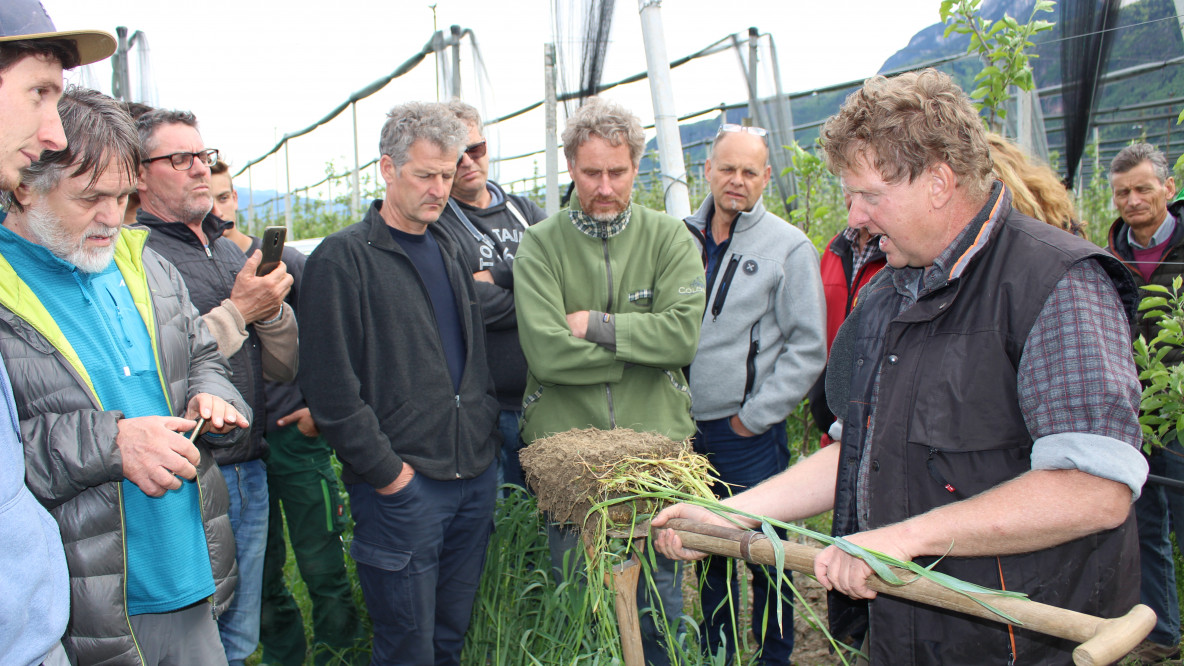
xmin=39 ymin=0 xmax=941 ymax=200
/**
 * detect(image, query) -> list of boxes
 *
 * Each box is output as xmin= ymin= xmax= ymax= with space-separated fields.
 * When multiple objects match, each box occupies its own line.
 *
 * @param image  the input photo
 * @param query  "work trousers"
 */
xmin=259 ymin=425 xmax=362 ymax=665
xmin=347 ymin=463 xmax=497 ymax=665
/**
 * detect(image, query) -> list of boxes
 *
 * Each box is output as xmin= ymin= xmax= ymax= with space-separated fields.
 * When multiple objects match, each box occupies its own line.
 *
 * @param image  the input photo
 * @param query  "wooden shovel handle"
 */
xmin=660 ymin=519 xmax=1153 ymax=665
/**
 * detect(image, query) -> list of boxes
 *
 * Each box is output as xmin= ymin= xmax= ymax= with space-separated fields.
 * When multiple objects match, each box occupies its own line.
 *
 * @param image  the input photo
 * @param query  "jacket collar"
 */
xmin=136 ymin=208 xmax=226 ymax=247
xmin=362 ymin=199 xmax=459 ymax=256
xmin=684 ymin=193 xmax=767 ymax=237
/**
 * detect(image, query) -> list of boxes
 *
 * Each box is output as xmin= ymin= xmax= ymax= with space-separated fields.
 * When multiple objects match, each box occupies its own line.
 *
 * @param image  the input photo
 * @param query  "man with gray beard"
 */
xmin=0 ymin=86 xmax=250 ymax=665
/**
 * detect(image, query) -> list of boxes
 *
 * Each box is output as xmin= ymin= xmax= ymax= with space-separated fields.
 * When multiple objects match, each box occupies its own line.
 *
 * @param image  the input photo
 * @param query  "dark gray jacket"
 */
xmin=0 ymin=228 xmax=245 ymax=665
xmin=435 ymin=185 xmax=545 ymax=411
xmin=299 ymin=201 xmax=500 ymax=487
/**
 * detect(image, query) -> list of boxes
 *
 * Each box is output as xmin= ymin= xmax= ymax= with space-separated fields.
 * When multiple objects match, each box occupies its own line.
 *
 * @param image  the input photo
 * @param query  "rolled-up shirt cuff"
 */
xmin=1031 ymin=432 xmax=1149 ymax=501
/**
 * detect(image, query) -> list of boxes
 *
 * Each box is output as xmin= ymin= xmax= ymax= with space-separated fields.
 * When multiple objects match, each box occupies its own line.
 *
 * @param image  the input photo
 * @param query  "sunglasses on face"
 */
xmin=458 ymin=140 xmax=487 ymax=165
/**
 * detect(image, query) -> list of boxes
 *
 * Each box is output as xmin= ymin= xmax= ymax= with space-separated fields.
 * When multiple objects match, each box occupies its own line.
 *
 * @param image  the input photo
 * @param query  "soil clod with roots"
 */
xmin=519 ymin=427 xmax=704 ymax=530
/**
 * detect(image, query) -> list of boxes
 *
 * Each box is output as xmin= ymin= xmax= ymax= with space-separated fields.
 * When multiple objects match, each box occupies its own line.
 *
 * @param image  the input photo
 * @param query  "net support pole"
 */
xmin=638 ymin=0 xmax=690 ymax=219
xmin=247 ymin=166 xmax=254 ymax=234
xmin=352 ymin=101 xmax=361 ymax=218
xmin=284 ymin=142 xmax=293 ymax=236
xmin=450 ymin=25 xmax=463 ymax=99
xmin=544 ymin=43 xmax=560 ymax=216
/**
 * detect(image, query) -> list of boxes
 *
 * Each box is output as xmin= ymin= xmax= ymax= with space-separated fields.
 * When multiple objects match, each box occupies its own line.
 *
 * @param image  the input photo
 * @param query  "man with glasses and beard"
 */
xmin=436 ymin=99 xmax=546 ymax=494
xmin=0 ymin=86 xmax=250 ymax=665
xmin=134 ymin=108 xmax=298 ymax=665
xmin=513 ymin=97 xmax=706 ymax=665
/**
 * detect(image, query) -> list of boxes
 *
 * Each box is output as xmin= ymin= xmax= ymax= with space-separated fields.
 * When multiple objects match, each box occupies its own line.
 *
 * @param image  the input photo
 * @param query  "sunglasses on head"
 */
xmin=458 ymin=140 xmax=487 ymax=165
xmin=717 ymin=123 xmax=768 ymax=138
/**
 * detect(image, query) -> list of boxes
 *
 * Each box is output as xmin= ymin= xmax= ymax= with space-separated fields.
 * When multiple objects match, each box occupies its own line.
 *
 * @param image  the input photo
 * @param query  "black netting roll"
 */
xmin=1059 ymin=0 xmax=1122 ymax=188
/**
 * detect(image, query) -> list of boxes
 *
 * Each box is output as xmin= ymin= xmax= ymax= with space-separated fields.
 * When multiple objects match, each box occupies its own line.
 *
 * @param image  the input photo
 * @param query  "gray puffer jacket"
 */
xmin=0 ymin=228 xmax=246 ymax=665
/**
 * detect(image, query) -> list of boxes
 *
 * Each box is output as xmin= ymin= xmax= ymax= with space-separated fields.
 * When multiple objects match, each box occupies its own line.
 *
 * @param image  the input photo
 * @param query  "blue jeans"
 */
xmin=347 ymin=463 xmax=496 ymax=665
xmin=217 ymin=459 xmax=269 ymax=665
xmin=693 ymin=417 xmax=793 ymax=665
xmin=497 ymin=410 xmax=526 ymax=494
xmin=1137 ymin=438 xmax=1184 ymax=645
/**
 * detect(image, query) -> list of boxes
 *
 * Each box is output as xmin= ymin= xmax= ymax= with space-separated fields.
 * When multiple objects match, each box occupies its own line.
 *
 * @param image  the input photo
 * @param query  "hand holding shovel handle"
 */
xmin=658 ymin=518 xmax=1154 ymax=666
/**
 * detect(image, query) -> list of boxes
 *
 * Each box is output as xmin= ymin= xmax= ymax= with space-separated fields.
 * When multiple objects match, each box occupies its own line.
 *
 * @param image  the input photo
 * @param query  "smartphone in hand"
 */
xmin=256 ymin=226 xmax=287 ymax=276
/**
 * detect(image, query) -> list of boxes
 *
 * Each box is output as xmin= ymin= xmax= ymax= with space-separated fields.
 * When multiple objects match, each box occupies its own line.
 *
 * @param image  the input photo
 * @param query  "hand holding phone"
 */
xmin=256 ymin=226 xmax=287 ymax=276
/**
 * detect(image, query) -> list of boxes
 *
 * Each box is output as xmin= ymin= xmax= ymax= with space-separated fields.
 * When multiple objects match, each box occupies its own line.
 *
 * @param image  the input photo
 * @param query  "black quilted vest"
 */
xmin=827 ymin=195 xmax=1139 ymax=665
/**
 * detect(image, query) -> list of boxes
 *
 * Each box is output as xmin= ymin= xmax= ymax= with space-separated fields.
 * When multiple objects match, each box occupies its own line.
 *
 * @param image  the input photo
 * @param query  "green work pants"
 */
xmin=259 ymin=425 xmax=362 ymax=665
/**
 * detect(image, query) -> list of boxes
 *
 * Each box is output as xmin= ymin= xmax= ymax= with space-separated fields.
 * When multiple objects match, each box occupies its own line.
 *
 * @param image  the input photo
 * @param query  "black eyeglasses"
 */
xmin=458 ymin=141 xmax=487 ymax=165
xmin=141 ymin=149 xmax=220 ymax=171
xmin=717 ymin=123 xmax=768 ymax=138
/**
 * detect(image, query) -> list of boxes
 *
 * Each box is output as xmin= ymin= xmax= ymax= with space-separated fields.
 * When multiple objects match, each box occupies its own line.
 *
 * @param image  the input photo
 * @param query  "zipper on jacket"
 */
xmin=743 ymin=322 xmax=760 ymax=402
xmin=710 ymin=255 xmax=742 ymax=322
xmin=926 ymin=448 xmax=957 ymax=494
xmin=601 ymin=238 xmax=617 ymax=428
xmin=455 ymin=394 xmax=462 ymax=478
xmin=117 ymin=483 xmax=148 ymax=664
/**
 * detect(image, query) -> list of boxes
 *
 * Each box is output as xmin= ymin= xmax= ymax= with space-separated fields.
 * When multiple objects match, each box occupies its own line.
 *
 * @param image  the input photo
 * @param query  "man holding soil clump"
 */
xmin=514 ymin=97 xmax=706 ymax=665
xmin=655 ymin=69 xmax=1147 ymax=665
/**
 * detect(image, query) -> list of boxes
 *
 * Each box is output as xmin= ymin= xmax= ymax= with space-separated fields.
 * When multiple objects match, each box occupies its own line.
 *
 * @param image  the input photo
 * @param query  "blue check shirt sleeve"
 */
xmin=1019 ymin=259 xmax=1148 ymax=499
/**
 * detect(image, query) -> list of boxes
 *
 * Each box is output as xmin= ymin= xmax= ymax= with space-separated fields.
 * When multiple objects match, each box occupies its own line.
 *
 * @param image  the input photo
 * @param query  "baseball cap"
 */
xmin=0 ymin=0 xmax=116 ymax=66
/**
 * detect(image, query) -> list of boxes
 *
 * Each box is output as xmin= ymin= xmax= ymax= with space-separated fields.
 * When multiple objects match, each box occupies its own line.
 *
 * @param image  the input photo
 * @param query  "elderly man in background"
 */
xmin=135 ymin=108 xmax=298 ymax=665
xmin=514 ymin=97 xmax=706 ymax=665
xmin=656 ymin=69 xmax=1145 ymax=665
xmin=299 ymin=101 xmax=500 ymax=666
xmin=1 ymin=86 xmax=250 ymax=665
xmin=1105 ymin=142 xmax=1184 ymax=664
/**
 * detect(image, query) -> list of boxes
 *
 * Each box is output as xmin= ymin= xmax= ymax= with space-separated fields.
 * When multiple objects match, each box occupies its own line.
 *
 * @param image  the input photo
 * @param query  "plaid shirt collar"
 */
xmin=843 ymin=226 xmax=880 ymax=280
xmin=569 ymin=204 xmax=632 ymax=239
xmin=891 ymin=181 xmax=1007 ymax=302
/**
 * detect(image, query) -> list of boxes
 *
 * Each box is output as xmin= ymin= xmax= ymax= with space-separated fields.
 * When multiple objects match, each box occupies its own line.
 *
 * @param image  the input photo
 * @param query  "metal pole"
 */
xmin=247 ymin=166 xmax=254 ymax=234
xmin=351 ymin=101 xmax=361 ymax=218
xmin=545 ymin=43 xmax=560 ymax=215
xmin=112 ymin=27 xmax=132 ymax=102
xmin=637 ymin=0 xmax=690 ymax=219
xmin=284 ymin=142 xmax=293 ymax=236
xmin=450 ymin=25 xmax=462 ymax=99
xmin=748 ymin=28 xmax=759 ymax=115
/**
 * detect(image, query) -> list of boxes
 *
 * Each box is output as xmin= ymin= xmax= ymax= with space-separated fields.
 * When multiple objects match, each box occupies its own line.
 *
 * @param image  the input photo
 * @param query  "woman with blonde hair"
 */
xmin=987 ymin=132 xmax=1083 ymax=235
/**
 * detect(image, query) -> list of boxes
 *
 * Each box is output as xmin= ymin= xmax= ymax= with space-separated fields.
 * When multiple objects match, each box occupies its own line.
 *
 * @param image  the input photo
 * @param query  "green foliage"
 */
xmin=940 ymin=0 xmax=1056 ymax=131
xmin=782 ymin=142 xmax=837 ymax=238
xmin=779 ymin=141 xmax=848 ymax=250
xmin=1177 ymin=108 xmax=1184 ymax=177
xmin=1077 ymin=138 xmax=1116 ymax=246
xmin=1133 ymin=277 xmax=1184 ymax=452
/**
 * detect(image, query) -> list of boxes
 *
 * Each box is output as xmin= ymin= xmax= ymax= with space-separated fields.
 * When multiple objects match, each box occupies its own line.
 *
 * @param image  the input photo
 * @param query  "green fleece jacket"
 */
xmin=514 ymin=201 xmax=706 ymax=443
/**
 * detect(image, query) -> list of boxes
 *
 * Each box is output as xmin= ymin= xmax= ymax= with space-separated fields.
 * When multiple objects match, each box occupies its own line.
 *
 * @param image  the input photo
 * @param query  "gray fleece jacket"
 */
xmin=684 ymin=194 xmax=826 ymax=434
